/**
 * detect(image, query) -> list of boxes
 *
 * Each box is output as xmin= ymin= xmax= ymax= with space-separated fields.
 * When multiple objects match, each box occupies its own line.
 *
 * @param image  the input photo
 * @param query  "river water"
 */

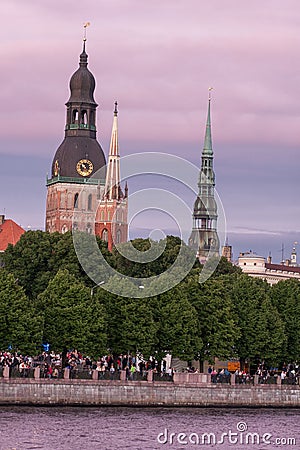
xmin=0 ymin=407 xmax=299 ymax=450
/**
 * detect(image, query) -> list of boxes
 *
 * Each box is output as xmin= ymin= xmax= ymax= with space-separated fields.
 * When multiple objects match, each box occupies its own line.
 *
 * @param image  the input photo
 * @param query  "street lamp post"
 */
xmin=90 ymin=281 xmax=104 ymax=297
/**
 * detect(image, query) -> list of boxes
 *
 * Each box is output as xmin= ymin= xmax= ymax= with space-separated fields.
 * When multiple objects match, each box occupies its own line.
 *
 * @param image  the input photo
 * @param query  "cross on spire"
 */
xmin=83 ymin=22 xmax=90 ymax=42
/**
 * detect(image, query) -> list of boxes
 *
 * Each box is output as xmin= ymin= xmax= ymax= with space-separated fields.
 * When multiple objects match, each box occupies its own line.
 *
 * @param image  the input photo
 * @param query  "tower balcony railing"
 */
xmin=46 ymin=175 xmax=105 ymax=186
xmin=66 ymin=124 xmax=96 ymax=131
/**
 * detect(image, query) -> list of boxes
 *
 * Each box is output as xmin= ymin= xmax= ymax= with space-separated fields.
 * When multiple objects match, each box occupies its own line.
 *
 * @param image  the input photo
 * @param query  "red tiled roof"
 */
xmin=0 ymin=219 xmax=25 ymax=251
xmin=265 ymin=263 xmax=300 ymax=274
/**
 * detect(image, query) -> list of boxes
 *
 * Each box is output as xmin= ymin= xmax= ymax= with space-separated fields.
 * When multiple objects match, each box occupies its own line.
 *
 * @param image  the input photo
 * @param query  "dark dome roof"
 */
xmin=67 ymin=48 xmax=96 ymax=104
xmin=52 ymin=136 xmax=106 ymax=179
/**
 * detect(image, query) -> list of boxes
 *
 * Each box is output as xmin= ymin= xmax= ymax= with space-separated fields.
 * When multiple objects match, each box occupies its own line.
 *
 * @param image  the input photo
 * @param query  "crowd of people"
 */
xmin=0 ymin=350 xmax=169 ymax=381
xmin=208 ymin=366 xmax=232 ymax=383
xmin=1 ymin=350 xmax=299 ymax=385
xmin=256 ymin=363 xmax=299 ymax=385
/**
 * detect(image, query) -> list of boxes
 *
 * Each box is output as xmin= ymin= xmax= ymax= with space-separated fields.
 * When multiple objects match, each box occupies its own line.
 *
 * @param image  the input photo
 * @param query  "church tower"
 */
xmin=95 ymin=102 xmax=128 ymax=251
xmin=189 ymin=93 xmax=219 ymax=262
xmin=45 ymin=39 xmax=128 ymax=248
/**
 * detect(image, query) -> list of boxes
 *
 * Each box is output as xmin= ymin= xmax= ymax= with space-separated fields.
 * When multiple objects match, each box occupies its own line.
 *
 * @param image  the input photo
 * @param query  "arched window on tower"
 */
xmin=100 ymin=210 xmax=105 ymax=221
xmin=90 ymin=111 xmax=95 ymax=127
xmin=87 ymin=194 xmax=92 ymax=211
xmin=74 ymin=193 xmax=79 ymax=209
xmin=72 ymin=109 xmax=79 ymax=124
xmin=67 ymin=193 xmax=73 ymax=209
xmin=102 ymin=229 xmax=108 ymax=242
xmin=60 ymin=192 xmax=66 ymax=209
xmin=62 ymin=225 xmax=68 ymax=234
xmin=81 ymin=110 xmax=88 ymax=127
xmin=86 ymin=223 xmax=92 ymax=234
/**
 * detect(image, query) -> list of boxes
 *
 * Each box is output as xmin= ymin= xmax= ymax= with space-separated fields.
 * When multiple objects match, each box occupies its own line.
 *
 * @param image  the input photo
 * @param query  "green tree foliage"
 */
xmin=231 ymin=274 xmax=266 ymax=364
xmin=270 ymin=279 xmax=300 ymax=362
xmin=96 ymin=287 xmax=158 ymax=358
xmin=37 ymin=269 xmax=107 ymax=358
xmin=212 ymin=256 xmax=242 ymax=277
xmin=255 ymin=296 xmax=286 ymax=364
xmin=3 ymin=230 xmax=113 ymax=298
xmin=119 ymin=299 xmax=158 ymax=358
xmin=231 ymin=274 xmax=286 ymax=366
xmin=2 ymin=229 xmax=299 ymax=367
xmin=159 ymin=288 xmax=202 ymax=361
xmin=0 ymin=271 xmax=43 ymax=354
xmin=112 ymin=236 xmax=196 ymax=278
xmin=187 ymin=273 xmax=239 ymax=368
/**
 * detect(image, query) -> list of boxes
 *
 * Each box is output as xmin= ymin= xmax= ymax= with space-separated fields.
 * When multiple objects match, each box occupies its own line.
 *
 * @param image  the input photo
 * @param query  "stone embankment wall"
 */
xmin=0 ymin=379 xmax=299 ymax=407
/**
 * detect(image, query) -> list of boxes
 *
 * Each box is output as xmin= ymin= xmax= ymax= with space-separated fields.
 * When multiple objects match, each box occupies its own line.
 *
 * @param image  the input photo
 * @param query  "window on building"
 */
xmin=87 ymin=194 xmax=92 ymax=211
xmin=72 ymin=109 xmax=79 ymax=123
xmin=74 ymin=193 xmax=79 ymax=208
xmin=90 ymin=111 xmax=95 ymax=126
xmin=81 ymin=110 xmax=88 ymax=125
xmin=102 ymin=229 xmax=108 ymax=242
xmin=60 ymin=193 xmax=66 ymax=208
xmin=116 ymin=230 xmax=121 ymax=244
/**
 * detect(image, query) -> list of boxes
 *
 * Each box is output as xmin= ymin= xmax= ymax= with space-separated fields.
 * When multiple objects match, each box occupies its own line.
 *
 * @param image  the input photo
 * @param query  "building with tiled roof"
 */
xmin=238 ymin=249 xmax=300 ymax=285
xmin=0 ymin=215 xmax=25 ymax=252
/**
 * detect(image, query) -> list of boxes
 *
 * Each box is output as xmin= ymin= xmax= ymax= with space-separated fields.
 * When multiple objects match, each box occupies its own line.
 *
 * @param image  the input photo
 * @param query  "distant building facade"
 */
xmin=221 ymin=240 xmax=233 ymax=262
xmin=189 ymin=95 xmax=219 ymax=262
xmin=0 ymin=215 xmax=25 ymax=252
xmin=45 ymin=41 xmax=127 ymax=250
xmin=238 ymin=250 xmax=300 ymax=285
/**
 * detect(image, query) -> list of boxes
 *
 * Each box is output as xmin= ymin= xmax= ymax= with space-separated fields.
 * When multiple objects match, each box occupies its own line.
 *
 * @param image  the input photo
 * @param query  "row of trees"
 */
xmin=1 ymin=231 xmax=299 ymax=369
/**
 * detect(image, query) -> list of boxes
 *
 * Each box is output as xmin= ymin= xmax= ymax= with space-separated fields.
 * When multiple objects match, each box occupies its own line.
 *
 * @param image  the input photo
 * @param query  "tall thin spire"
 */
xmin=203 ymin=88 xmax=213 ymax=156
xmin=104 ymin=101 xmax=121 ymax=200
xmin=189 ymin=90 xmax=219 ymax=261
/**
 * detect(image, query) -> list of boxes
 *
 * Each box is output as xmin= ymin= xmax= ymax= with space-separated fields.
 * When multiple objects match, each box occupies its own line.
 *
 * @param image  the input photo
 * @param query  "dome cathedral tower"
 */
xmin=45 ymin=38 xmax=128 ymax=248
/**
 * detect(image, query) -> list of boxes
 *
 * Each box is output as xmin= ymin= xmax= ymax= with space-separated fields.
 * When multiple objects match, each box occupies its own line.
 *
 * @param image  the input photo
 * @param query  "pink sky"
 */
xmin=1 ymin=0 xmax=300 ymax=259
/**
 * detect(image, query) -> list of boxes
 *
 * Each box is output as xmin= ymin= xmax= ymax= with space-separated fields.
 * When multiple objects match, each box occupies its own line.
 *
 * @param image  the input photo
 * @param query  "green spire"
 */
xmin=202 ymin=96 xmax=213 ymax=156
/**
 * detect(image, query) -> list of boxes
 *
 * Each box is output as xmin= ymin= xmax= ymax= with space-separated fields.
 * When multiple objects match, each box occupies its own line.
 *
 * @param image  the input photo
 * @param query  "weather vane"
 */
xmin=208 ymin=87 xmax=213 ymax=100
xmin=83 ymin=22 xmax=90 ymax=42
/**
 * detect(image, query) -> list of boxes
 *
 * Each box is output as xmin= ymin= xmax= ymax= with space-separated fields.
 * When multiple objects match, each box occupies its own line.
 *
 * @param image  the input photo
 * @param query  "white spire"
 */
xmin=291 ymin=241 xmax=298 ymax=266
xmin=104 ymin=102 xmax=121 ymax=200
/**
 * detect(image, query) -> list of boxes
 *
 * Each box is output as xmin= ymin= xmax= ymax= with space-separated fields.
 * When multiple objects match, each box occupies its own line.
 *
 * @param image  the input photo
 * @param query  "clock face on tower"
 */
xmin=76 ymin=159 xmax=93 ymax=177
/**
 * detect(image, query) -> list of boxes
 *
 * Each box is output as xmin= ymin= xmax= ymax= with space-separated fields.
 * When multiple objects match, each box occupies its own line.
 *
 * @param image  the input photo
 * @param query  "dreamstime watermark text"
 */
xmin=157 ymin=421 xmax=296 ymax=446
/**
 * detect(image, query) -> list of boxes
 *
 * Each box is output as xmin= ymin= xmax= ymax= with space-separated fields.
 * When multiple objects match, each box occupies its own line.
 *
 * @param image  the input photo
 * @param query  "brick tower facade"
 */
xmin=45 ymin=41 xmax=128 ymax=249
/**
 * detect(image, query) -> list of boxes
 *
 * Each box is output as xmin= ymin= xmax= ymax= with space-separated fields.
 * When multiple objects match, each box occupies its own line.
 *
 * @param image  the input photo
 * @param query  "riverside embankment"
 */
xmin=0 ymin=377 xmax=299 ymax=407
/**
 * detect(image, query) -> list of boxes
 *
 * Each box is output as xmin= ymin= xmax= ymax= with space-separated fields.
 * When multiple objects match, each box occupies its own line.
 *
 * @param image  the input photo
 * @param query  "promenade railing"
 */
xmin=97 ymin=370 xmax=121 ymax=381
xmin=282 ymin=376 xmax=298 ymax=385
xmin=211 ymin=373 xmax=231 ymax=384
xmin=10 ymin=367 xmax=35 ymax=379
xmin=153 ymin=373 xmax=173 ymax=382
xmin=70 ymin=367 xmax=93 ymax=380
xmin=0 ymin=365 xmax=299 ymax=386
xmin=258 ymin=375 xmax=278 ymax=385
